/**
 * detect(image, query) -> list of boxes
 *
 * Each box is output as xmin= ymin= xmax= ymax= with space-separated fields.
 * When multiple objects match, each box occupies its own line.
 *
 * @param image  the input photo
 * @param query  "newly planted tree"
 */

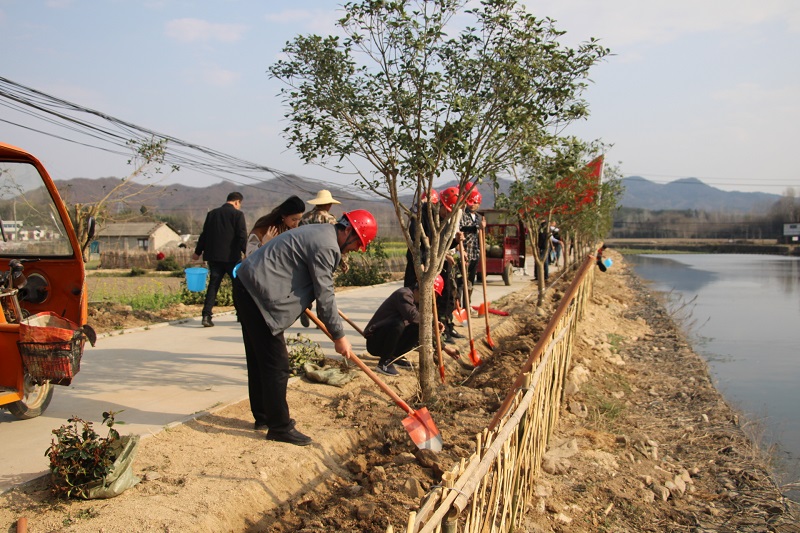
xmin=499 ymin=138 xmax=621 ymax=305
xmin=270 ymin=0 xmax=608 ymax=398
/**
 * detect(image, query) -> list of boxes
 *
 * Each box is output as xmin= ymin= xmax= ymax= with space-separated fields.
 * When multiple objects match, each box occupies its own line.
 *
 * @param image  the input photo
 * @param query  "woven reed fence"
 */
xmin=98 ymin=251 xmax=410 ymax=273
xmin=402 ymin=252 xmax=597 ymax=533
xmin=99 ymin=249 xmax=195 ymax=269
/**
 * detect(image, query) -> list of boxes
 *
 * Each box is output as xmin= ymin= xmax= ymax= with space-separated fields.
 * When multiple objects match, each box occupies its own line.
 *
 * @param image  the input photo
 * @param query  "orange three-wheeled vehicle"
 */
xmin=0 ymin=142 xmax=93 ymax=419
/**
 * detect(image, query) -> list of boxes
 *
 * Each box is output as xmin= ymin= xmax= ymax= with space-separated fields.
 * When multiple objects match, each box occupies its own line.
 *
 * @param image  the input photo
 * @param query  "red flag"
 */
xmin=585 ymin=155 xmax=604 ymax=182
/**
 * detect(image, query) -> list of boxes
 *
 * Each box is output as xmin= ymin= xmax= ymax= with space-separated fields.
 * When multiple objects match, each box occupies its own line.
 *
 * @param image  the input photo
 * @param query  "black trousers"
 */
xmin=437 ymin=262 xmax=457 ymax=330
xmin=403 ymin=249 xmax=417 ymax=288
xmin=367 ymin=322 xmax=420 ymax=365
xmin=202 ymin=260 xmax=237 ymax=317
xmin=232 ymin=277 xmax=292 ymax=432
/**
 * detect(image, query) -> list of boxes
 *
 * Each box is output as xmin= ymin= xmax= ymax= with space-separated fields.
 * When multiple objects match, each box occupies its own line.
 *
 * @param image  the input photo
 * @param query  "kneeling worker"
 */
xmin=364 ymin=274 xmax=460 ymax=376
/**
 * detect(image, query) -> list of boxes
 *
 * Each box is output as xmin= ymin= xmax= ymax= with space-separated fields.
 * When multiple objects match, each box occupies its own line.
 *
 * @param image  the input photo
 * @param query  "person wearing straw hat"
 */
xmin=300 ymin=189 xmax=340 ymax=226
xmin=299 ymin=189 xmax=342 ymax=327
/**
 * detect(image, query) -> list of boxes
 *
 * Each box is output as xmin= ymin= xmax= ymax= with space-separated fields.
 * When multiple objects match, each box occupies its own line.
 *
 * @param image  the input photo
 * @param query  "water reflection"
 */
xmin=628 ymin=254 xmax=800 ymax=489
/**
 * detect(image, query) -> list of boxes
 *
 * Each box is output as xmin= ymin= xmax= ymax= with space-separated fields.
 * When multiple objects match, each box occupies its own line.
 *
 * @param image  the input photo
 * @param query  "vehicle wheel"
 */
xmin=6 ymin=373 xmax=54 ymax=420
xmin=502 ymin=263 xmax=513 ymax=285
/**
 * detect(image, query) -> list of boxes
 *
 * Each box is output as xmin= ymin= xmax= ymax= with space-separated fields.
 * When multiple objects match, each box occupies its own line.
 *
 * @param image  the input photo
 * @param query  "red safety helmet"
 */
xmin=466 ymin=184 xmax=482 ymax=206
xmin=439 ymin=187 xmax=460 ymax=212
xmin=421 ymin=189 xmax=439 ymax=204
xmin=433 ymin=274 xmax=444 ymax=296
xmin=342 ymin=209 xmax=378 ymax=252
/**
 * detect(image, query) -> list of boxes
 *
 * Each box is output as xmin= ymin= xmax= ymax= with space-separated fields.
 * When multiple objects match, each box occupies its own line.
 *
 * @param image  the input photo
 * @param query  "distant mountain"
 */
xmin=51 ymin=173 xmax=780 ymax=238
xmin=620 ymin=176 xmax=781 ymax=213
xmin=53 ymin=175 xmax=514 ymax=237
xmin=53 ymin=175 xmax=402 ymax=236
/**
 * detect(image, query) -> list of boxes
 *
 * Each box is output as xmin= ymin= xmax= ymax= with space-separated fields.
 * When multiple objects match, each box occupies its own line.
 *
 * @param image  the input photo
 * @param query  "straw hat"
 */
xmin=307 ymin=189 xmax=341 ymax=205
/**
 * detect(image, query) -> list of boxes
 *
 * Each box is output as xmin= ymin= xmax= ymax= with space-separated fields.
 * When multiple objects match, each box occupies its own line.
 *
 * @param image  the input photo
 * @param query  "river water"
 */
xmin=626 ymin=253 xmax=800 ymax=485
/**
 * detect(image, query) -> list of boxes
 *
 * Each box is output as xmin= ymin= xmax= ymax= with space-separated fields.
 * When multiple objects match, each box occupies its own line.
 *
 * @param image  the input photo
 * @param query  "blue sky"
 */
xmin=1 ymin=0 xmax=798 ymax=196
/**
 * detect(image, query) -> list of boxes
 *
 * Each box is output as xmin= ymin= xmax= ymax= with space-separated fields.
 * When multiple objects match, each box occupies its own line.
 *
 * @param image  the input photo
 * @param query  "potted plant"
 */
xmin=46 ymin=411 xmax=140 ymax=499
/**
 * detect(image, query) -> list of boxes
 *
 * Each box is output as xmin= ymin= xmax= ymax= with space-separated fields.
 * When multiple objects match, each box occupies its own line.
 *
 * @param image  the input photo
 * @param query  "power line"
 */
xmin=0 ymin=76 xmax=387 ymax=203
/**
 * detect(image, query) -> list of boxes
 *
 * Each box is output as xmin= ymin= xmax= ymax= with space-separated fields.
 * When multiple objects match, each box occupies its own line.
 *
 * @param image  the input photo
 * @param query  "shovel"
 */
xmin=478 ymin=228 xmax=496 ymax=350
xmin=305 ymin=309 xmax=443 ymax=452
xmin=453 ymin=300 xmax=468 ymax=327
xmin=457 ymin=241 xmax=482 ymax=367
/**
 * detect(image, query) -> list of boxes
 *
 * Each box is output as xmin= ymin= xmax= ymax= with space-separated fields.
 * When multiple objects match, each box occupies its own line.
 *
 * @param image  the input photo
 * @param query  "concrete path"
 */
xmin=0 ymin=275 xmax=531 ymax=493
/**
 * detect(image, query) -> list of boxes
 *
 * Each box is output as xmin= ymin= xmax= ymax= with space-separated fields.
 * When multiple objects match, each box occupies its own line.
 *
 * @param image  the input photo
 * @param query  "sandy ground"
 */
xmin=1 ymin=253 xmax=797 ymax=532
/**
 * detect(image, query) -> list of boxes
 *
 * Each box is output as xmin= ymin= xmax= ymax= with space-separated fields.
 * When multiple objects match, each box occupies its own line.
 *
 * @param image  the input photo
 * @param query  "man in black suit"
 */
xmin=192 ymin=192 xmax=247 ymax=327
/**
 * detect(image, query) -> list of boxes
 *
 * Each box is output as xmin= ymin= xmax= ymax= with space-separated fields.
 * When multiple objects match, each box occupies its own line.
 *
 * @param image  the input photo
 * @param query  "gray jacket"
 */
xmin=237 ymin=224 xmax=344 ymax=338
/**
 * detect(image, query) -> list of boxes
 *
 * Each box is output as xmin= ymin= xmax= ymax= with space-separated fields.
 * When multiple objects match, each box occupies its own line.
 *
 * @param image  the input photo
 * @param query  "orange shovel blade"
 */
xmin=468 ymin=340 xmax=483 ymax=367
xmin=453 ymin=308 xmax=467 ymax=326
xmin=402 ymin=407 xmax=442 ymax=452
xmin=484 ymin=334 xmax=496 ymax=350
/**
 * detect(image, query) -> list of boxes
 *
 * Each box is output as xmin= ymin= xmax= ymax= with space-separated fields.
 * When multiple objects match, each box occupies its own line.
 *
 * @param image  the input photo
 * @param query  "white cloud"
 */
xmin=201 ymin=66 xmax=240 ymax=87
xmin=264 ymin=9 xmax=342 ymax=34
xmin=519 ymin=0 xmax=800 ymax=48
xmin=165 ymin=18 xmax=247 ymax=43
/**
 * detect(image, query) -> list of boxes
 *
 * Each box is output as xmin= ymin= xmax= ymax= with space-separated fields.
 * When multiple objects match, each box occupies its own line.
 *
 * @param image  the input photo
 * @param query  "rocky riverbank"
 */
xmin=517 ymin=255 xmax=799 ymax=532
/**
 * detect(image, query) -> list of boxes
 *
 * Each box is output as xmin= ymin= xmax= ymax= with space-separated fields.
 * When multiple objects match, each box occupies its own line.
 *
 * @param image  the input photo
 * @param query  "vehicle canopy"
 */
xmin=1 ymin=142 xmax=88 ymax=415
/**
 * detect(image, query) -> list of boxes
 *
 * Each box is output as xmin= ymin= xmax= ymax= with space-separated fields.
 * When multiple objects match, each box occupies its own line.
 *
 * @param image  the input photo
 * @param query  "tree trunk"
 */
xmin=418 ymin=281 xmax=437 ymax=401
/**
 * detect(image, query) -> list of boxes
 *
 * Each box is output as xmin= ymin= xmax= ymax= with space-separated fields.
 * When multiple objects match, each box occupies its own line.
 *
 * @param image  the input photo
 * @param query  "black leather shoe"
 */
xmin=449 ymin=329 xmax=465 ymax=339
xmin=266 ymin=427 xmax=312 ymax=446
xmin=202 ymin=316 xmax=214 ymax=327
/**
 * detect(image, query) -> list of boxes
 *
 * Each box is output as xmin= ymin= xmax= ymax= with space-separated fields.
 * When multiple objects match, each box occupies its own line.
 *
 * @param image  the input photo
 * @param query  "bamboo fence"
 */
xmin=403 ymin=252 xmax=598 ymax=533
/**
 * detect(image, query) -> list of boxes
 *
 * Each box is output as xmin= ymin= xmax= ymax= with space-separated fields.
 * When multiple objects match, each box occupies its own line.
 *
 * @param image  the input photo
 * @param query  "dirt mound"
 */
xmin=1 ymin=253 xmax=796 ymax=532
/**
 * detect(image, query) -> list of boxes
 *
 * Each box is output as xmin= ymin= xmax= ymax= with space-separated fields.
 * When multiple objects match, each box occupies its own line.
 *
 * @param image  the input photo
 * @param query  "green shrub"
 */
xmin=156 ymin=256 xmax=181 ymax=272
xmin=180 ymin=275 xmax=233 ymax=306
xmin=335 ymin=239 xmax=390 ymax=287
xmin=47 ymin=412 xmax=121 ymax=499
xmin=286 ymin=333 xmax=324 ymax=376
xmin=128 ymin=267 xmax=146 ymax=277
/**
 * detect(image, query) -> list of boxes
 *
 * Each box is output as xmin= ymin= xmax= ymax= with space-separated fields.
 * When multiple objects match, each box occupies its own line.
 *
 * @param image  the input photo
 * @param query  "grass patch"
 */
xmin=89 ymin=277 xmax=184 ymax=311
xmin=606 ymin=333 xmax=625 ymax=353
xmin=583 ymin=383 xmax=626 ymax=430
xmin=123 ymin=291 xmax=183 ymax=311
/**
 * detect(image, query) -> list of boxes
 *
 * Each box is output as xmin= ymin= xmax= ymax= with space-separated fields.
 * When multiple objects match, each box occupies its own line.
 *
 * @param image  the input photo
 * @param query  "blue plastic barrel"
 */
xmin=185 ymin=267 xmax=208 ymax=292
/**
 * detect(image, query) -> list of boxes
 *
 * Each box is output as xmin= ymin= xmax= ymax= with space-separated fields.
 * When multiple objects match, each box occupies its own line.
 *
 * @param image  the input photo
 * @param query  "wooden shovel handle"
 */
xmin=479 ymin=228 xmax=491 ymax=330
xmin=457 ymin=241 xmax=475 ymax=338
xmin=338 ymin=309 xmax=365 ymax=337
xmin=304 ymin=309 xmax=414 ymax=416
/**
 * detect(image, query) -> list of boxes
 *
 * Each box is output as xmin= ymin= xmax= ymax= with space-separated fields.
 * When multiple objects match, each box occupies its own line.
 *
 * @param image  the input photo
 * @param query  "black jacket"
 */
xmin=194 ymin=203 xmax=247 ymax=262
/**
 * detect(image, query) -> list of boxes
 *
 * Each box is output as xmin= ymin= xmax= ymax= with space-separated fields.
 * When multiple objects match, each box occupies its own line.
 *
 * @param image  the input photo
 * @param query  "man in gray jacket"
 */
xmin=233 ymin=209 xmax=377 ymax=445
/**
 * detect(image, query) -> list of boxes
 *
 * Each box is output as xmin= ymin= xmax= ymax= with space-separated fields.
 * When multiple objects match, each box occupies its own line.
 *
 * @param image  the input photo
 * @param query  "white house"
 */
xmin=95 ymin=222 xmax=182 ymax=252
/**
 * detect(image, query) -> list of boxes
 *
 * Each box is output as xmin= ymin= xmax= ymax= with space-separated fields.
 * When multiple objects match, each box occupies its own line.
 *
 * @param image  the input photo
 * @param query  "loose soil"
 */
xmin=1 ymin=254 xmax=797 ymax=532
